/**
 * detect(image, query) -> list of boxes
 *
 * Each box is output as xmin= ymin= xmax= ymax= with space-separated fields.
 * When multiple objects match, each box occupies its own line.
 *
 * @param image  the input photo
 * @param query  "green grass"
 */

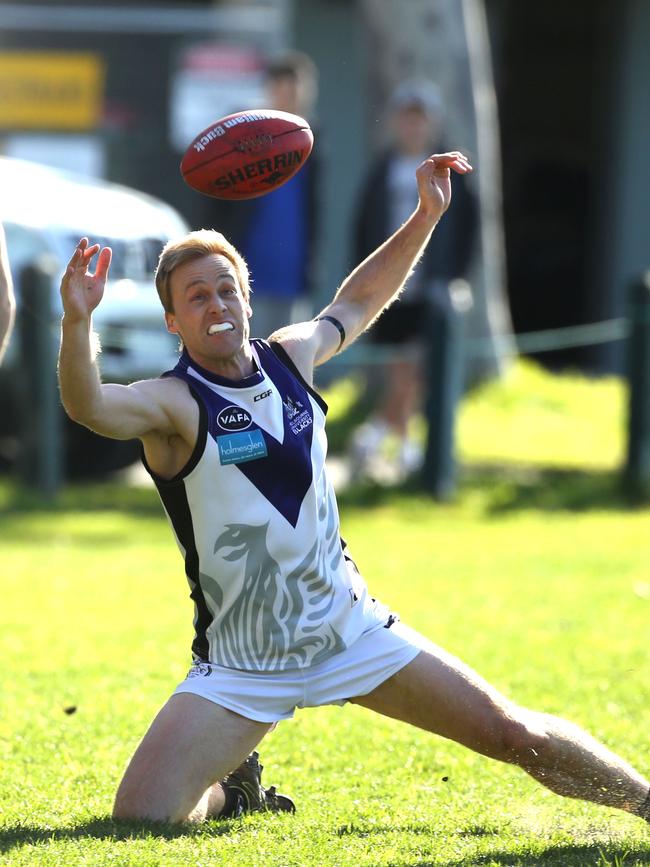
xmin=1 ymin=361 xmax=649 ymax=865
xmin=457 ymin=360 xmax=626 ymax=470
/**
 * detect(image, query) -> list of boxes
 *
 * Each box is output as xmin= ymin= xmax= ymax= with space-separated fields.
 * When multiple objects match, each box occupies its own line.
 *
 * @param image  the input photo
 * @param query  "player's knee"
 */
xmin=112 ymin=781 xmax=191 ymax=824
xmin=112 ymin=788 xmax=147 ymax=822
xmin=112 ymin=787 xmax=150 ymax=822
xmin=112 ymin=797 xmax=187 ymax=824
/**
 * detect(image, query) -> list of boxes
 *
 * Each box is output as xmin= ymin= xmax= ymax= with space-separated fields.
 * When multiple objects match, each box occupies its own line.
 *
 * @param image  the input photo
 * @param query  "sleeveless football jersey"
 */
xmin=143 ymin=339 xmax=388 ymax=672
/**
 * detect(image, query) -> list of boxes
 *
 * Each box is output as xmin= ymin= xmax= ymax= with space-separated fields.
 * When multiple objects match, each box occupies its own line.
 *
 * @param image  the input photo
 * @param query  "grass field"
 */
xmin=1 ymin=362 xmax=649 ymax=866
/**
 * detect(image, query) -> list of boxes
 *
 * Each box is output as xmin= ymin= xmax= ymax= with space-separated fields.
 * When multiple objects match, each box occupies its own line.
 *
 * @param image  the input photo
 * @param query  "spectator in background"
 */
xmin=350 ymin=81 xmax=478 ymax=479
xmin=0 ymin=223 xmax=16 ymax=364
xmin=202 ymin=50 xmax=322 ymax=338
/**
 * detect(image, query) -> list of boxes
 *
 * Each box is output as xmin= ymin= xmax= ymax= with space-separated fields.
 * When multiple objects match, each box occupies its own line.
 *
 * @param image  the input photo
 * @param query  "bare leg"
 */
xmin=351 ymin=631 xmax=650 ymax=818
xmin=378 ymin=356 xmax=421 ymax=438
xmin=113 ymin=693 xmax=271 ymax=823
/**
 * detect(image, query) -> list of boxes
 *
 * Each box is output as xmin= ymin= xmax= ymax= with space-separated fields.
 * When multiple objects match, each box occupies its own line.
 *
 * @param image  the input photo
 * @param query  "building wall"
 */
xmin=485 ymin=0 xmax=650 ymax=371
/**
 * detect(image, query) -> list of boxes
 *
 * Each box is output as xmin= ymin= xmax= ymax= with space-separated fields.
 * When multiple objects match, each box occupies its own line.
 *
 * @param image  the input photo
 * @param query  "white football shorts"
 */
xmin=173 ymin=620 xmax=429 ymax=723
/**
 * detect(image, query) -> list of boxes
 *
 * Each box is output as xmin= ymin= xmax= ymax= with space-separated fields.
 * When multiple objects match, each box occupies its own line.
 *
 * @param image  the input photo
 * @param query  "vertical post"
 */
xmin=18 ymin=256 xmax=63 ymax=498
xmin=421 ymin=279 xmax=471 ymax=500
xmin=624 ymin=271 xmax=650 ymax=501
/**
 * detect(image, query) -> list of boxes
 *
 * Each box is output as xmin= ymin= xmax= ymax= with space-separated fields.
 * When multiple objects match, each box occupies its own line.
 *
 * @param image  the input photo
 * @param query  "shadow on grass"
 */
xmin=0 ymin=814 xmax=259 ymax=854
xmin=337 ymin=821 xmax=461 ymax=838
xmin=336 ymin=463 xmax=644 ymax=515
xmin=0 ymin=478 xmax=162 ymax=517
xmin=1 ymin=461 xmax=646 ymax=521
xmin=460 ymin=464 xmax=635 ymax=514
xmin=337 ymin=820 xmax=650 ymax=866
xmin=447 ymin=841 xmax=650 ymax=866
xmin=2 ymin=818 xmax=647 ymax=864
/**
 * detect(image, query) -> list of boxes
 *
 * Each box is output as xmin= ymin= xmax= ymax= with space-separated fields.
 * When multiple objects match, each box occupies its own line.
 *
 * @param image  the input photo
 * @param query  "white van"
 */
xmin=0 ymin=156 xmax=189 ymax=477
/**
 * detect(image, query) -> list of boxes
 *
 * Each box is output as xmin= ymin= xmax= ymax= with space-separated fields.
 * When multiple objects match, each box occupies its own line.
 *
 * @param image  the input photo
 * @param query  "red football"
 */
xmin=180 ymin=109 xmax=314 ymax=200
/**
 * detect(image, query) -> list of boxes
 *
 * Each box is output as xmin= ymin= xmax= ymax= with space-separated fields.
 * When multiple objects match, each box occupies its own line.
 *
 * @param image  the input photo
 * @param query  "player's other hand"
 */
xmin=60 ymin=238 xmax=112 ymax=324
xmin=416 ymin=152 xmax=473 ymax=221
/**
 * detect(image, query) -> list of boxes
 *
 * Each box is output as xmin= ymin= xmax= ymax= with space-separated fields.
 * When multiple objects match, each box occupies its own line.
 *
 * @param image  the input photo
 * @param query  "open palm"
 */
xmin=60 ymin=238 xmax=112 ymax=323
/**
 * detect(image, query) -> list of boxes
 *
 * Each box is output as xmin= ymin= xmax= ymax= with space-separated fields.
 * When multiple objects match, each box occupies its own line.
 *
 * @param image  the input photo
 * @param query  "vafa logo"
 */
xmin=217 ymin=406 xmax=252 ymax=432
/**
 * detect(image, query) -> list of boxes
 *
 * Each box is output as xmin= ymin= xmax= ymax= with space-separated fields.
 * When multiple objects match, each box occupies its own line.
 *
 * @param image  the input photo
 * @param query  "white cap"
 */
xmin=388 ymin=80 xmax=443 ymax=119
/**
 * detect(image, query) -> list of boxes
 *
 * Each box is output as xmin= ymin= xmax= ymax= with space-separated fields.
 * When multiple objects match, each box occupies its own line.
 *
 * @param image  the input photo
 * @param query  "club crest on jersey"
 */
xmin=283 ymin=394 xmax=312 ymax=435
xmin=217 ymin=406 xmax=252 ymax=432
xmin=282 ymin=396 xmax=303 ymax=419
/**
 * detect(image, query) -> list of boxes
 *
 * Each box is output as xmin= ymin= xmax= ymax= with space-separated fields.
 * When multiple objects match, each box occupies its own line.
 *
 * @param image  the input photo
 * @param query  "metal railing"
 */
xmin=417 ymin=276 xmax=650 ymax=500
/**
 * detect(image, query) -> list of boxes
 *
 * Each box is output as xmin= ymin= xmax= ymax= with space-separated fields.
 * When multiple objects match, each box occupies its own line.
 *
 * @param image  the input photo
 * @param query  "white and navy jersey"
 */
xmin=143 ymin=339 xmax=389 ymax=672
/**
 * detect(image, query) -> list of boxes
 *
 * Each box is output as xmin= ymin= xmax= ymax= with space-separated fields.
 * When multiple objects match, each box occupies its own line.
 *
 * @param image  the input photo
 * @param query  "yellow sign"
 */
xmin=0 ymin=52 xmax=104 ymax=130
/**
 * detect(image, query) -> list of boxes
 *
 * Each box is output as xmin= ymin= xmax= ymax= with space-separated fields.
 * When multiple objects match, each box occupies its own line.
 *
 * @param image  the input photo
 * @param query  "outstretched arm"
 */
xmin=0 ymin=224 xmax=15 ymax=365
xmin=58 ymin=238 xmax=174 ymax=440
xmin=275 ymin=152 xmax=472 ymax=375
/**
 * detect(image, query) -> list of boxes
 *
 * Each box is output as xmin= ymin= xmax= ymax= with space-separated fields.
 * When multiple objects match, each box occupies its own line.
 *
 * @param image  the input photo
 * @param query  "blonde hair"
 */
xmin=154 ymin=229 xmax=251 ymax=313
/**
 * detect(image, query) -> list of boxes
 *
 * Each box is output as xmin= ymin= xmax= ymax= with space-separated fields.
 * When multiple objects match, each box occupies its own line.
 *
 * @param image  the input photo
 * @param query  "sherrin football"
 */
xmin=180 ymin=109 xmax=314 ymax=200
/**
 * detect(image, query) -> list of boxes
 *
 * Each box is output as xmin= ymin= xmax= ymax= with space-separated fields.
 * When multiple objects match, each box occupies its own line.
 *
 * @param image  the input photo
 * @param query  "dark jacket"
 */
xmin=353 ymin=149 xmax=478 ymax=286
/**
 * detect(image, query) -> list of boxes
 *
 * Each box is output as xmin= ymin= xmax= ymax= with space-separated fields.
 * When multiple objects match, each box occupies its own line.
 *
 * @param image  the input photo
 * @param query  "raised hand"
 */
xmin=60 ymin=238 xmax=112 ymax=324
xmin=416 ymin=151 xmax=473 ymax=221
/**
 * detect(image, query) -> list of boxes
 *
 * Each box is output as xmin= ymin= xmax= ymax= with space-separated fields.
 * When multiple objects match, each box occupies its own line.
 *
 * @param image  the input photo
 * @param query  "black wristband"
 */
xmin=315 ymin=315 xmax=346 ymax=352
